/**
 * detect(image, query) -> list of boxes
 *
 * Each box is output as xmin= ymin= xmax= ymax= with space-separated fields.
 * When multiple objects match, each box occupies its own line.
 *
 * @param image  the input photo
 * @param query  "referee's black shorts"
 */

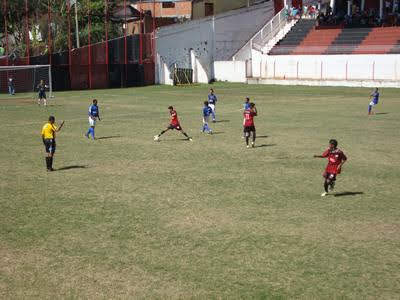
xmin=44 ymin=139 xmax=56 ymax=154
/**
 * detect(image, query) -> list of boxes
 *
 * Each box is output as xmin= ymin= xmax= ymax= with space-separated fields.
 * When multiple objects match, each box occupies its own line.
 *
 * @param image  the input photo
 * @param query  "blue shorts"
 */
xmin=39 ymin=91 xmax=46 ymax=99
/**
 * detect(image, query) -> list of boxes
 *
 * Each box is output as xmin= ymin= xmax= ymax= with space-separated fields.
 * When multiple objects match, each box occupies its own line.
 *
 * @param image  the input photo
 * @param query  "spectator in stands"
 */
xmin=385 ymin=0 xmax=392 ymax=14
xmin=8 ymin=78 xmax=15 ymax=96
xmin=360 ymin=11 xmax=369 ymax=26
xmin=394 ymin=0 xmax=399 ymax=13
xmin=291 ymin=7 xmax=298 ymax=18
xmin=326 ymin=5 xmax=332 ymax=16
xmin=303 ymin=5 xmax=309 ymax=18
xmin=309 ymin=5 xmax=316 ymax=18
xmin=352 ymin=3 xmax=358 ymax=15
xmin=344 ymin=13 xmax=352 ymax=25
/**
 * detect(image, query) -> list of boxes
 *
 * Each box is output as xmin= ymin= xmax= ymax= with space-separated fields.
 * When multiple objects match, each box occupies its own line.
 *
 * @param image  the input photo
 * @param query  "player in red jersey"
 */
xmin=154 ymin=106 xmax=192 ymax=141
xmin=243 ymin=102 xmax=257 ymax=148
xmin=314 ymin=139 xmax=347 ymax=196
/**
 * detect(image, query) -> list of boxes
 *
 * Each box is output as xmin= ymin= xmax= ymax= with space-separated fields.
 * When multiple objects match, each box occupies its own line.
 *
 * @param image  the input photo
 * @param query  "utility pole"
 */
xmin=74 ymin=0 xmax=80 ymax=48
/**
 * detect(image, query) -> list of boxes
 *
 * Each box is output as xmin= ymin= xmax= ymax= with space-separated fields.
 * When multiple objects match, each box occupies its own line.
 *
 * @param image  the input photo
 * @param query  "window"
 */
xmin=205 ymin=3 xmax=214 ymax=16
xmin=162 ymin=2 xmax=175 ymax=8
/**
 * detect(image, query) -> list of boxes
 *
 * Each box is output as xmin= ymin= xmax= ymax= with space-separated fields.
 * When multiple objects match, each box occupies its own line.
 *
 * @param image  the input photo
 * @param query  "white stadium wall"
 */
xmin=246 ymin=54 xmax=400 ymax=88
xmin=214 ymin=61 xmax=247 ymax=83
xmin=155 ymin=1 xmax=274 ymax=85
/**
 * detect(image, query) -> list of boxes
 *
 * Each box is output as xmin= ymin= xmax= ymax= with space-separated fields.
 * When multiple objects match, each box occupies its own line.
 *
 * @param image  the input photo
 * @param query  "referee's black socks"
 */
xmin=45 ymin=157 xmax=51 ymax=170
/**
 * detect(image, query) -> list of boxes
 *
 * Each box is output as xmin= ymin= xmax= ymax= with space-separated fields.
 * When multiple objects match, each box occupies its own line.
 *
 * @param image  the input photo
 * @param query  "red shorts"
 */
xmin=325 ymin=164 xmax=340 ymax=175
xmin=168 ymin=124 xmax=182 ymax=131
xmin=323 ymin=172 xmax=337 ymax=181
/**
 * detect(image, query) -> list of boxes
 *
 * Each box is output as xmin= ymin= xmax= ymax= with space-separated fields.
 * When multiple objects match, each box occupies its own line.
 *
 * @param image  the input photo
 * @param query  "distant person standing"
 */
xmin=242 ymin=97 xmax=251 ymax=138
xmin=37 ymin=80 xmax=48 ymax=106
xmin=207 ymin=88 xmax=218 ymax=122
xmin=368 ymin=88 xmax=379 ymax=115
xmin=8 ymin=78 xmax=15 ymax=95
xmin=201 ymin=101 xmax=213 ymax=134
xmin=243 ymin=102 xmax=257 ymax=148
xmin=0 ymin=45 xmax=5 ymax=56
xmin=41 ymin=116 xmax=64 ymax=171
xmin=85 ymin=99 xmax=101 ymax=140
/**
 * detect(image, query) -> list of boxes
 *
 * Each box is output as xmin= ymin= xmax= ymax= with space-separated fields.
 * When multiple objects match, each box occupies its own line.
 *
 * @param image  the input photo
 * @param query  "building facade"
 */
xmin=192 ymin=0 xmax=268 ymax=19
xmin=131 ymin=0 xmax=192 ymax=19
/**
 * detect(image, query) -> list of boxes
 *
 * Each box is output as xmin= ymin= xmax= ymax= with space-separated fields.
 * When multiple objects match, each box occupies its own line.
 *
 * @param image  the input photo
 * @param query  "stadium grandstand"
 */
xmin=225 ymin=0 xmax=400 ymax=87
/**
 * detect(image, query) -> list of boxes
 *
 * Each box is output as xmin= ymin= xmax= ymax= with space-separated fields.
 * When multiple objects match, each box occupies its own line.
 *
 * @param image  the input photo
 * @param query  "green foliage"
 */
xmin=1 ymin=0 xmax=120 ymax=56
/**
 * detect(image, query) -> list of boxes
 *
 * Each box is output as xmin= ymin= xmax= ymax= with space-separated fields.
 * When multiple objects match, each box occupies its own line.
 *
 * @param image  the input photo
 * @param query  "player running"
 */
xmin=208 ymin=88 xmax=218 ymax=122
xmin=368 ymin=88 xmax=380 ymax=115
xmin=37 ymin=80 xmax=48 ymax=106
xmin=85 ymin=99 xmax=101 ymax=140
xmin=314 ymin=139 xmax=347 ymax=197
xmin=243 ymin=102 xmax=257 ymax=148
xmin=202 ymin=101 xmax=213 ymax=134
xmin=154 ymin=106 xmax=192 ymax=141
xmin=41 ymin=116 xmax=64 ymax=171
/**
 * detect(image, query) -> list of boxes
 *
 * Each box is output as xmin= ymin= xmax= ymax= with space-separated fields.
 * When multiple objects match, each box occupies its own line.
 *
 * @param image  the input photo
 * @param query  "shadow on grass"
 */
xmin=215 ymin=120 xmax=230 ymax=123
xmin=257 ymin=135 xmax=269 ymax=139
xmin=162 ymin=138 xmax=192 ymax=142
xmin=96 ymin=135 xmax=122 ymax=140
xmin=210 ymin=132 xmax=224 ymax=135
xmin=56 ymin=165 xmax=87 ymax=171
xmin=375 ymin=113 xmax=389 ymax=115
xmin=256 ymin=144 xmax=277 ymax=148
xmin=334 ymin=191 xmax=364 ymax=197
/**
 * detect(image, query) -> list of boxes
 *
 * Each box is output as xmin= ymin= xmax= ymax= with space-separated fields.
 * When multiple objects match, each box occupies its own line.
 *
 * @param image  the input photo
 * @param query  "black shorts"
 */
xmin=244 ymin=126 xmax=256 ymax=133
xmin=44 ymin=139 xmax=56 ymax=154
xmin=39 ymin=91 xmax=46 ymax=99
xmin=168 ymin=124 xmax=182 ymax=131
xmin=323 ymin=172 xmax=336 ymax=181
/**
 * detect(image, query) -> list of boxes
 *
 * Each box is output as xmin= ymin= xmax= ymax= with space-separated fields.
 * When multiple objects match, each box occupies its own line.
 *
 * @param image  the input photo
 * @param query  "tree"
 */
xmin=0 ymin=0 xmax=121 ymax=57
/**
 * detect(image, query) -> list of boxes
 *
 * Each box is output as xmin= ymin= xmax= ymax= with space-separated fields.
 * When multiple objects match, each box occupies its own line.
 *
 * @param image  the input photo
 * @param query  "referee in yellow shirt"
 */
xmin=41 ymin=116 xmax=64 ymax=171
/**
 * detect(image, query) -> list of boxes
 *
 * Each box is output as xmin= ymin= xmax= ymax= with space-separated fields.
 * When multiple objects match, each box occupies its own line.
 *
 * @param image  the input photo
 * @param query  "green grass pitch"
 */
xmin=0 ymin=83 xmax=399 ymax=298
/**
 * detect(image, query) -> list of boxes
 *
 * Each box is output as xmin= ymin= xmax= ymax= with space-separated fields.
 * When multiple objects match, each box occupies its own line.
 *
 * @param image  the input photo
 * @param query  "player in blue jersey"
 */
xmin=244 ymin=97 xmax=251 ymax=110
xmin=85 ymin=99 xmax=101 ymax=139
xmin=368 ymin=88 xmax=379 ymax=115
xmin=202 ymin=101 xmax=213 ymax=134
xmin=208 ymin=88 xmax=218 ymax=122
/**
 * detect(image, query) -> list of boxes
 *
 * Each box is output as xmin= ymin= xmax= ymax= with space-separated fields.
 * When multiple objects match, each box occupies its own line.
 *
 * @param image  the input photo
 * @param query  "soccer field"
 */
xmin=1 ymin=83 xmax=399 ymax=298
